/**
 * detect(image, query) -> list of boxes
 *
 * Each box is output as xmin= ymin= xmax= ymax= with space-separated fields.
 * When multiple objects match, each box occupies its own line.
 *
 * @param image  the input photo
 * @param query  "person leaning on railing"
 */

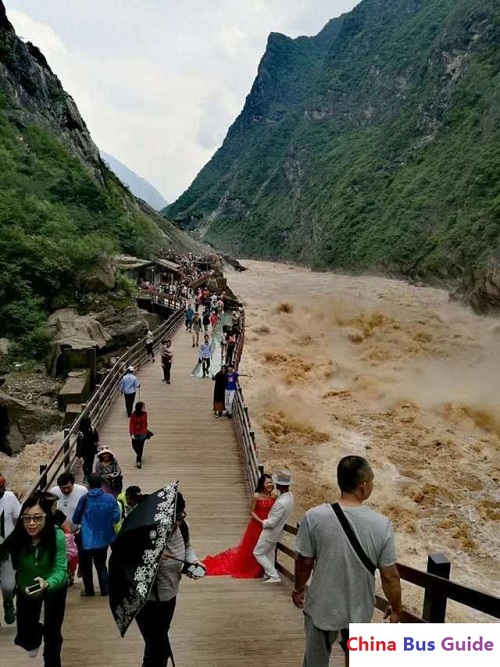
xmin=293 ymin=456 xmax=403 ymax=667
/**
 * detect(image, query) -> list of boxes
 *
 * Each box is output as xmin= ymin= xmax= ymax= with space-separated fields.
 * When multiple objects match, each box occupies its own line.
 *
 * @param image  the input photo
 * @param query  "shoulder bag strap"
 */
xmin=331 ymin=503 xmax=376 ymax=576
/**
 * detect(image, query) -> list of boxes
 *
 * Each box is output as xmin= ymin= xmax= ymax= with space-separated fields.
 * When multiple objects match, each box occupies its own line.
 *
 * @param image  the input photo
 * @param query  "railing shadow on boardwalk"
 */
xmin=26 ymin=296 xmax=500 ymax=626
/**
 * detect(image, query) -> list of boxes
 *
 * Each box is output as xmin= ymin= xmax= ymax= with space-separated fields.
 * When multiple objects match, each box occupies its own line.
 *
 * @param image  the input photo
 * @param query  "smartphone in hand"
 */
xmin=26 ymin=581 xmax=43 ymax=595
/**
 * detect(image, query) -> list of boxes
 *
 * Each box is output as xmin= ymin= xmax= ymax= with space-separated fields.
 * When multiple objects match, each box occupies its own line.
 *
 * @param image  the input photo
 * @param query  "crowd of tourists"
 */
xmin=138 ymin=253 xmax=215 ymax=298
xmin=161 ymin=251 xmax=213 ymax=284
xmin=0 ymin=454 xmax=401 ymax=667
xmin=0 ymin=273 xmax=403 ymax=667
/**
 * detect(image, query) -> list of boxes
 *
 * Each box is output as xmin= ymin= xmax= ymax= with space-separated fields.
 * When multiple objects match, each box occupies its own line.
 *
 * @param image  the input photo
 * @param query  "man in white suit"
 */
xmin=253 ymin=470 xmax=294 ymax=583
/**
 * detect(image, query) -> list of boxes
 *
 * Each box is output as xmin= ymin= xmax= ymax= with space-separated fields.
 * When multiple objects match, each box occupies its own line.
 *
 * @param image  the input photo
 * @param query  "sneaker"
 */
xmin=3 ymin=600 xmax=15 ymax=624
xmin=137 ymin=461 xmax=142 ymax=469
xmin=27 ymin=648 xmax=40 ymax=659
xmin=263 ymin=576 xmax=281 ymax=584
xmin=166 ymin=381 xmax=171 ymax=384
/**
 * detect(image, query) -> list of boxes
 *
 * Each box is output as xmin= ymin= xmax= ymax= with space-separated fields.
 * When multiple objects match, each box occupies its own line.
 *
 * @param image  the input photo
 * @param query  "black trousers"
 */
xmin=146 ymin=343 xmax=154 ymax=359
xmin=82 ymin=454 xmax=94 ymax=480
xmin=79 ymin=547 xmax=109 ymax=596
xmin=201 ymin=358 xmax=211 ymax=376
xmin=132 ymin=436 xmax=146 ymax=463
xmin=124 ymin=392 xmax=136 ymax=417
xmin=162 ymin=362 xmax=172 ymax=382
xmin=225 ymin=345 xmax=235 ymax=366
xmin=15 ymin=587 xmax=67 ymax=667
xmin=136 ymin=597 xmax=177 ymax=667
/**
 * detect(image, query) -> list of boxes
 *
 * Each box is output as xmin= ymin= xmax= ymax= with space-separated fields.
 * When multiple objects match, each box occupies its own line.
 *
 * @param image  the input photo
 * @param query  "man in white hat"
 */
xmin=119 ymin=366 xmax=140 ymax=417
xmin=253 ymin=470 xmax=294 ymax=583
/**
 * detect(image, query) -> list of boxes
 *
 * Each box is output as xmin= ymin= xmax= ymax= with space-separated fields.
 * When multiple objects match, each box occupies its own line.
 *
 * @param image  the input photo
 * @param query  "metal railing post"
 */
xmin=63 ymin=428 xmax=70 ymax=469
xmin=39 ymin=464 xmax=48 ymax=491
xmin=422 ymin=553 xmax=451 ymax=622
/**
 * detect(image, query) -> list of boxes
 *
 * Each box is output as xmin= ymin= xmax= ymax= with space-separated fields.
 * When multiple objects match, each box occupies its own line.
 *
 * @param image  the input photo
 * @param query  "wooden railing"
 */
xmin=136 ymin=289 xmax=185 ymax=310
xmin=230 ymin=312 xmax=261 ymax=492
xmin=25 ymin=307 xmax=184 ymax=498
xmin=276 ymin=524 xmax=500 ymax=622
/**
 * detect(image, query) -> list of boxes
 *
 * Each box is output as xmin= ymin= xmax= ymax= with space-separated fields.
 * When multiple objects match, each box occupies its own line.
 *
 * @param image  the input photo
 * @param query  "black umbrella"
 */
xmin=109 ymin=481 xmax=178 ymax=637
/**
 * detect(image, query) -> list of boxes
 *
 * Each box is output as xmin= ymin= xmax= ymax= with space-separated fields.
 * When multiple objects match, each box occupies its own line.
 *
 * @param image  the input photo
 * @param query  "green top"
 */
xmin=0 ymin=527 xmax=68 ymax=594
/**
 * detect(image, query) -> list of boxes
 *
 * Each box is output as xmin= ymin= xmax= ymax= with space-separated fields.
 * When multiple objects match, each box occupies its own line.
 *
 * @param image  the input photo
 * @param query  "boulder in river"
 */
xmin=452 ymin=255 xmax=500 ymax=315
xmin=0 ymin=391 xmax=61 ymax=456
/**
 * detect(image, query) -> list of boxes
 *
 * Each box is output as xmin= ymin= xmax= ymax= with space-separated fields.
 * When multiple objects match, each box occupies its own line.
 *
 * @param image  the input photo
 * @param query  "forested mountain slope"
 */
xmin=0 ymin=1 xmax=194 ymax=357
xmin=166 ymin=0 xmax=500 ymax=290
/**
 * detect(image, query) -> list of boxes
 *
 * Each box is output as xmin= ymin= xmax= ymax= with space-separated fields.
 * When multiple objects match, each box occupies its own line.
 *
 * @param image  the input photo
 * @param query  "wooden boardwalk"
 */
xmin=1 ymin=321 xmax=344 ymax=666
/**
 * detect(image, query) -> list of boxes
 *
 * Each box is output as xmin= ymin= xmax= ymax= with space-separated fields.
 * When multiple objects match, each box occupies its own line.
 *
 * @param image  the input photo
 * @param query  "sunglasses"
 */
xmin=22 ymin=514 xmax=46 ymax=524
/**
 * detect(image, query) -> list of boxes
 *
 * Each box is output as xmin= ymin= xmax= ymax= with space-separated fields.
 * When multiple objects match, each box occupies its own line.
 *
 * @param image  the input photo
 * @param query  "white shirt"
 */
xmin=261 ymin=491 xmax=294 ymax=541
xmin=0 ymin=491 xmax=21 ymax=543
xmin=49 ymin=483 xmax=88 ymax=528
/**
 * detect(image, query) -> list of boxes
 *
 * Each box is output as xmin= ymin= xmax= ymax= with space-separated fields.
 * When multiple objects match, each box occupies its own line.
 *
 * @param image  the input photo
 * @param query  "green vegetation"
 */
xmin=166 ymin=0 xmax=500 ymax=280
xmin=0 ymin=95 xmax=164 ymax=359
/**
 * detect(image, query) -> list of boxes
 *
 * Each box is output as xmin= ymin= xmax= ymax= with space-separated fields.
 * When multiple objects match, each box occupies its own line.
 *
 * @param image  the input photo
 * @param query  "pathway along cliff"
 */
xmin=230 ymin=260 xmax=500 ymax=621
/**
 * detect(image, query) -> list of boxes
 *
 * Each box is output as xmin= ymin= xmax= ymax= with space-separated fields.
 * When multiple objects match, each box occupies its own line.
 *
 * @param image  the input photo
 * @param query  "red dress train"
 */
xmin=203 ymin=497 xmax=276 ymax=578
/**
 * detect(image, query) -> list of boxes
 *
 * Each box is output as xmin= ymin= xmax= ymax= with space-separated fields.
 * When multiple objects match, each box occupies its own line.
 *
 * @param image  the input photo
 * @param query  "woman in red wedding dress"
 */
xmin=203 ymin=474 xmax=277 ymax=578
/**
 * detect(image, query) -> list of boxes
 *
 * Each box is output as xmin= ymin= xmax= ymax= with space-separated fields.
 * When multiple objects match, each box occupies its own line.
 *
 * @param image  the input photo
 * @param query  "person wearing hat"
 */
xmin=253 ymin=470 xmax=294 ymax=584
xmin=119 ymin=366 xmax=140 ymax=417
xmin=94 ymin=448 xmax=123 ymax=497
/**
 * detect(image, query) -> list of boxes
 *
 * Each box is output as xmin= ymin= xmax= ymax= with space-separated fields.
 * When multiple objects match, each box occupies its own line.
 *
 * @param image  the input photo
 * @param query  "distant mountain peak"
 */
xmin=100 ymin=151 xmax=168 ymax=211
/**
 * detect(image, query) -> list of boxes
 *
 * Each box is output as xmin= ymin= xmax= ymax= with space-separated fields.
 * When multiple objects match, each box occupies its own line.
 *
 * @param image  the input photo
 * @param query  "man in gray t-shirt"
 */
xmin=293 ymin=456 xmax=402 ymax=667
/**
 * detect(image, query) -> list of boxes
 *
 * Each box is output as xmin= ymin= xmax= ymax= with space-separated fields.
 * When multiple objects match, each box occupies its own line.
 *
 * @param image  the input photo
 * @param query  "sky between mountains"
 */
xmin=5 ymin=0 xmax=360 ymax=202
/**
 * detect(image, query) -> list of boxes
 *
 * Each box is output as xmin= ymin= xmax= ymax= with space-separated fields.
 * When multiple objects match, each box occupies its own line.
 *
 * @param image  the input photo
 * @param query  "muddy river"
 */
xmin=229 ymin=260 xmax=500 ymax=621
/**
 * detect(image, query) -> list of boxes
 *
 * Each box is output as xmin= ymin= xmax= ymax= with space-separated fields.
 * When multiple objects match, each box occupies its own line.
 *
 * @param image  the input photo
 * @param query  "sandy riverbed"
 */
xmin=229 ymin=260 xmax=500 ymax=621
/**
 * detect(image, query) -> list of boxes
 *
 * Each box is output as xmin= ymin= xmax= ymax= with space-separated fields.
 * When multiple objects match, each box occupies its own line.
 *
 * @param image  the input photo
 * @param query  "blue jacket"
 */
xmin=73 ymin=489 xmax=120 ymax=550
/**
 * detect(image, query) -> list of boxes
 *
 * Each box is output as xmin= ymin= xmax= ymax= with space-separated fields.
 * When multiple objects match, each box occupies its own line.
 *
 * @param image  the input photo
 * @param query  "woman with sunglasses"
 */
xmin=0 ymin=493 xmax=68 ymax=666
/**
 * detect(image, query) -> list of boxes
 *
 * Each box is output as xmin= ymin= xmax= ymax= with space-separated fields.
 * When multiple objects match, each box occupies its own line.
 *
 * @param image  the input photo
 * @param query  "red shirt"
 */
xmin=129 ymin=411 xmax=148 ymax=436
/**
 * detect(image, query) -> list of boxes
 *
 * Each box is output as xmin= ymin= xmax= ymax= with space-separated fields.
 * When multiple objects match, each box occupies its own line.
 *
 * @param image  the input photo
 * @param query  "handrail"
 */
xmin=24 ymin=305 xmax=184 ymax=499
xmin=277 ymin=523 xmax=500 ymax=621
xmin=136 ymin=290 xmax=185 ymax=310
xmin=231 ymin=312 xmax=261 ymax=493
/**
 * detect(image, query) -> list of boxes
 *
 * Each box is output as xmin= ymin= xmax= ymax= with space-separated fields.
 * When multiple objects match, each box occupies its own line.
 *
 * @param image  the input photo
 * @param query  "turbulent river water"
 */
xmin=229 ymin=260 xmax=500 ymax=622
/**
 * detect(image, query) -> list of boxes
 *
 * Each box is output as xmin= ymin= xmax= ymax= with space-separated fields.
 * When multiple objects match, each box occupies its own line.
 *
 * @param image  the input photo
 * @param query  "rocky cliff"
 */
xmin=166 ymin=0 xmax=500 ymax=312
xmin=0 ymin=2 xmax=101 ymax=175
xmin=0 ymin=1 xmax=202 ymax=357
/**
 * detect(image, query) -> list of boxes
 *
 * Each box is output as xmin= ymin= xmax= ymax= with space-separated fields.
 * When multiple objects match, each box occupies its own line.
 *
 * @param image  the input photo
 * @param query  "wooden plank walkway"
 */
xmin=1 ymin=320 xmax=344 ymax=666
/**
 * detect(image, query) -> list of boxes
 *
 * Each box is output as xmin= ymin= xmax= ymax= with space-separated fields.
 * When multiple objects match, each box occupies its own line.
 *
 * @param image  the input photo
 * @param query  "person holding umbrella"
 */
xmin=109 ymin=485 xmax=204 ymax=667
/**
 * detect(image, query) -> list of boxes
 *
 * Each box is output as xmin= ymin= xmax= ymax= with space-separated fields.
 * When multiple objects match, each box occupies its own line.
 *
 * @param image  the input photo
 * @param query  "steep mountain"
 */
xmin=166 ymin=0 xmax=500 ymax=292
xmin=0 ymin=1 xmax=194 ymax=358
xmin=101 ymin=151 xmax=168 ymax=210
